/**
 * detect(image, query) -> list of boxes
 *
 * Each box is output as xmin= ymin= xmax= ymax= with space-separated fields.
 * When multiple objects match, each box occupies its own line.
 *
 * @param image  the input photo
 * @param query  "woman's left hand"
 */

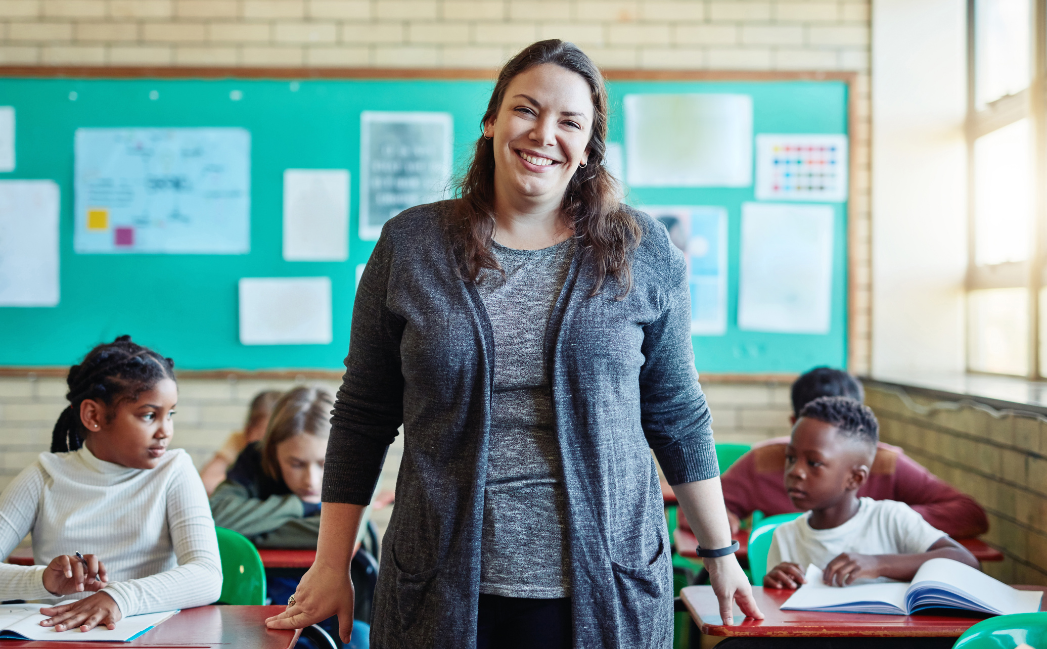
xmin=704 ymin=555 xmax=764 ymax=625
xmin=39 ymin=591 xmax=122 ymax=632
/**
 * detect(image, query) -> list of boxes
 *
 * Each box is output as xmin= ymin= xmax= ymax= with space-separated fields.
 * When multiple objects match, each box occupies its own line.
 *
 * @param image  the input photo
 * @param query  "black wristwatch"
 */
xmin=695 ymin=540 xmax=740 ymax=558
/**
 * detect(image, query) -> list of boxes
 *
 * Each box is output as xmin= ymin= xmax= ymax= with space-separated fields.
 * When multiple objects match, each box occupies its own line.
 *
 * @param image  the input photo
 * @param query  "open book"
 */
xmin=0 ymin=602 xmax=177 ymax=642
xmin=781 ymin=558 xmax=1043 ymax=616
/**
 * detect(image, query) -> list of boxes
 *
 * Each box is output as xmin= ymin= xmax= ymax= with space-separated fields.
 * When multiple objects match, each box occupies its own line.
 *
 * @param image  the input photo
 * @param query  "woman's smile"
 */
xmin=515 ymin=148 xmax=561 ymax=170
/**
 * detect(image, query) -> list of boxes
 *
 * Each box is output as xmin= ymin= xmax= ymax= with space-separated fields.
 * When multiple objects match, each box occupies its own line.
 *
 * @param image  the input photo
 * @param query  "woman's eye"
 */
xmin=514 ymin=107 xmax=535 ymax=116
xmin=563 ymin=120 xmax=580 ymax=129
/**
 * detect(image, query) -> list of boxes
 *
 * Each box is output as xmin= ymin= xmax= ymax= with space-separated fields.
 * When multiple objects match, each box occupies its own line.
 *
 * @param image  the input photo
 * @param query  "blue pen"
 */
xmin=74 ymin=551 xmax=89 ymax=571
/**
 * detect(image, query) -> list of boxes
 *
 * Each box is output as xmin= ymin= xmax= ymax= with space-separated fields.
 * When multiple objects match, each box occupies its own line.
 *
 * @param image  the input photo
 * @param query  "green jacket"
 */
xmin=209 ymin=480 xmax=321 ymax=548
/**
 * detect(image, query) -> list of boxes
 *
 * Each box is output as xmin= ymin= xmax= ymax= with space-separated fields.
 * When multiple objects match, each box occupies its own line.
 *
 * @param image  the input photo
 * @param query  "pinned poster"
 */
xmin=283 ymin=169 xmax=350 ymax=261
xmin=755 ymin=134 xmax=848 ymax=202
xmin=0 ymin=180 xmax=59 ymax=306
xmin=238 ymin=277 xmax=332 ymax=345
xmin=624 ymin=94 xmax=752 ymax=187
xmin=0 ymin=107 xmax=13 ymax=172
xmin=738 ymin=202 xmax=834 ymax=334
xmin=74 ymin=128 xmax=251 ymax=254
xmin=360 ymin=111 xmax=453 ymax=240
xmin=651 ymin=206 xmax=728 ymax=335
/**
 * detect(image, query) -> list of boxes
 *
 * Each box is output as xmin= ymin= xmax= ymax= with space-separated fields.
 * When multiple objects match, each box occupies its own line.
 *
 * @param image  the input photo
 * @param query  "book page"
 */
xmin=781 ymin=565 xmax=909 ymax=614
xmin=0 ymin=603 xmax=39 ymax=633
xmin=910 ymin=558 xmax=1043 ymax=615
xmin=2 ymin=604 xmax=177 ymax=642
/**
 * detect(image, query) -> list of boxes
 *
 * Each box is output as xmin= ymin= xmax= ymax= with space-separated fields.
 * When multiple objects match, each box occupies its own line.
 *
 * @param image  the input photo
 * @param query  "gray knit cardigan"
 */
xmin=322 ymin=200 xmax=719 ymax=649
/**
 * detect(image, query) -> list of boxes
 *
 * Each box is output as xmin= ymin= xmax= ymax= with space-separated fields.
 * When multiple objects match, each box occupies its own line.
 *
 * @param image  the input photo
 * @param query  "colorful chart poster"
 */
xmin=238 ymin=277 xmax=332 ymax=345
xmin=755 ymin=134 xmax=848 ymax=202
xmin=74 ymin=128 xmax=251 ymax=254
xmin=359 ymin=111 xmax=453 ymax=241
xmin=738 ymin=202 xmax=834 ymax=334
xmin=283 ymin=169 xmax=350 ymax=262
xmin=651 ymin=206 xmax=728 ymax=335
xmin=0 ymin=180 xmax=59 ymax=306
xmin=625 ymin=94 xmax=752 ymax=187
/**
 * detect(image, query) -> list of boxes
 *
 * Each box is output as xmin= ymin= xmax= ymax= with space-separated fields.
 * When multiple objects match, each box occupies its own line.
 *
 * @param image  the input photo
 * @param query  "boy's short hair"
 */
xmin=791 ymin=367 xmax=864 ymax=418
xmin=798 ymin=396 xmax=879 ymax=450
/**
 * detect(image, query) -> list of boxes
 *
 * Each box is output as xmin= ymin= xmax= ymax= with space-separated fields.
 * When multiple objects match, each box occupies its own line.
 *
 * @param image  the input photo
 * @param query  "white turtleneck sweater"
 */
xmin=0 ymin=446 xmax=222 ymax=616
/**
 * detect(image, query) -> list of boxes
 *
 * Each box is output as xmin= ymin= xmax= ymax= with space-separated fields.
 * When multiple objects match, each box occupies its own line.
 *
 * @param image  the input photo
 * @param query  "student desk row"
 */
xmin=681 ymin=584 xmax=1047 ymax=639
xmin=0 ymin=605 xmax=297 ymax=648
xmin=5 ymin=547 xmax=331 ymax=569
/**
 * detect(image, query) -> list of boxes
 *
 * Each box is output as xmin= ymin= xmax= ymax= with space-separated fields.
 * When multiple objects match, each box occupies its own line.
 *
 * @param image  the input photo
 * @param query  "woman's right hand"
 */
xmin=265 ymin=561 xmax=356 ymax=644
xmin=43 ymin=554 xmax=107 ymax=596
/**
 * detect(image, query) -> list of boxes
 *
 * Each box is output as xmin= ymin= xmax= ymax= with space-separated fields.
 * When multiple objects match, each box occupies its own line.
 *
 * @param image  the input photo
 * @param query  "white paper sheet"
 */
xmin=0 ymin=602 xmax=177 ymax=642
xmin=738 ymin=202 xmax=834 ymax=334
xmin=650 ymin=206 xmax=728 ymax=335
xmin=624 ymin=94 xmax=752 ymax=187
xmin=360 ymin=111 xmax=453 ymax=241
xmin=239 ymin=277 xmax=332 ymax=345
xmin=74 ymin=128 xmax=250 ymax=254
xmin=0 ymin=107 xmax=14 ymax=172
xmin=0 ymin=180 xmax=59 ymax=307
xmin=755 ymin=134 xmax=849 ymax=202
xmin=283 ymin=169 xmax=349 ymax=261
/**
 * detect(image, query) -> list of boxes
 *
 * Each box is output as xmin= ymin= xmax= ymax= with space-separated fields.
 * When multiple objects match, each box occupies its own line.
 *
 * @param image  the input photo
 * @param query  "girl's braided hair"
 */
xmin=51 ymin=335 xmax=176 ymax=453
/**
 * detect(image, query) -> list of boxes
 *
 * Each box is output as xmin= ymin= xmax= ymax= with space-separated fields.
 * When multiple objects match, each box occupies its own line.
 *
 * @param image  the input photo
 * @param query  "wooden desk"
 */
xmin=0 ymin=605 xmax=296 ymax=648
xmin=681 ymin=585 xmax=1047 ymax=638
xmin=3 ymin=549 xmax=31 ymax=567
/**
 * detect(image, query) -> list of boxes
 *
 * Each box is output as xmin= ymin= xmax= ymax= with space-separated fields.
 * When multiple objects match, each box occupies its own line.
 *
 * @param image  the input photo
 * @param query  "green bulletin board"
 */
xmin=0 ymin=71 xmax=851 ymax=373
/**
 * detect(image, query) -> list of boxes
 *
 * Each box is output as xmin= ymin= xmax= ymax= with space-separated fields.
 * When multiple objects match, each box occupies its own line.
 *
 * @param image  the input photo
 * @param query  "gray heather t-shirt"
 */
xmin=474 ymin=237 xmax=575 ymax=599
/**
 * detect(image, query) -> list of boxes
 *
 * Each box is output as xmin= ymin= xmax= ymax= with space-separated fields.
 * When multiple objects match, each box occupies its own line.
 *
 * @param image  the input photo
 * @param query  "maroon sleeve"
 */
xmin=892 ymin=453 xmax=989 ymax=538
xmin=677 ymin=451 xmax=758 ymax=534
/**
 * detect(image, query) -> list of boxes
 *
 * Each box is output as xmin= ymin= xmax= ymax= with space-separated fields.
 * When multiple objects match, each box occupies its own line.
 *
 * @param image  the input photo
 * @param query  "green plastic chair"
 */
xmin=746 ymin=512 xmax=803 ymax=586
xmin=215 ymin=527 xmax=266 ymax=605
xmin=953 ymin=613 xmax=1047 ymax=649
xmin=715 ymin=443 xmax=752 ymax=474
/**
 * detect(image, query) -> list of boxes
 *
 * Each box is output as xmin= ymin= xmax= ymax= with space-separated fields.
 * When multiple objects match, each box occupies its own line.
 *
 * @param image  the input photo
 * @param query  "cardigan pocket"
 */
xmin=609 ymin=535 xmax=671 ymax=648
xmin=390 ymin=539 xmax=441 ymax=639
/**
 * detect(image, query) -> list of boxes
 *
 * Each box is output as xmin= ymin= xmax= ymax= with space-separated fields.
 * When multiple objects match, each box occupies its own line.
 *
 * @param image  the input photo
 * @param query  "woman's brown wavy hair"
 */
xmin=449 ymin=39 xmax=641 ymax=298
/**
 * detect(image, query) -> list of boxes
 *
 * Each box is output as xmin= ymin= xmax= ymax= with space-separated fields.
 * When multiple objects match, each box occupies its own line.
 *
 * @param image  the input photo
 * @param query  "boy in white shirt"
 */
xmin=765 ymin=396 xmax=978 ymax=589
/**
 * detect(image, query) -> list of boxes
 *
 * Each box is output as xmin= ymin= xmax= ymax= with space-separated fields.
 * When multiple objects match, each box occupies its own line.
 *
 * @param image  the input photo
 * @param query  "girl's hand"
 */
xmin=705 ymin=554 xmax=764 ymax=625
xmin=39 ymin=591 xmax=122 ymax=632
xmin=823 ymin=552 xmax=880 ymax=587
xmin=266 ymin=562 xmax=355 ymax=644
xmin=764 ymin=562 xmax=807 ymax=589
xmin=42 ymin=554 xmax=108 ymax=596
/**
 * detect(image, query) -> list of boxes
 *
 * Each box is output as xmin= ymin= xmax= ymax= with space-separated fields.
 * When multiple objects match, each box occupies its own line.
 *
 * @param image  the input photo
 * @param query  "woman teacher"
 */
xmin=266 ymin=39 xmax=762 ymax=648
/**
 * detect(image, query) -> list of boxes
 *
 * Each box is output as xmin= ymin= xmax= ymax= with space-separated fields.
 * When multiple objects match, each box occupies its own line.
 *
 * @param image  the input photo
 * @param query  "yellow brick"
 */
xmin=0 ymin=1 xmax=41 ymax=18
xmin=708 ymin=1 xmax=771 ymax=21
xmin=240 ymin=45 xmax=305 ymax=65
xmin=143 ymin=22 xmax=206 ymax=42
xmin=775 ymin=1 xmax=838 ymax=22
xmin=639 ymin=47 xmax=704 ymax=69
xmin=208 ymin=22 xmax=272 ymax=43
xmin=575 ymin=1 xmax=638 ymax=22
xmin=305 ymin=45 xmax=370 ymax=65
xmin=440 ymin=45 xmax=505 ymax=68
xmin=807 ymin=25 xmax=869 ymax=46
xmin=742 ymin=25 xmax=803 ymax=46
xmin=608 ymin=23 xmax=670 ymax=46
xmin=581 ymin=46 xmax=637 ymax=69
xmin=372 ymin=44 xmax=438 ymax=67
xmin=473 ymin=22 xmax=537 ymax=45
xmin=707 ymin=47 xmax=772 ymax=69
xmin=308 ymin=0 xmax=369 ymax=18
xmin=243 ymin=0 xmax=304 ymax=18
xmin=8 ymin=21 xmax=73 ymax=41
xmin=375 ymin=0 xmax=438 ymax=20
xmin=841 ymin=2 xmax=869 ymax=22
xmin=108 ymin=0 xmax=172 ymax=19
xmin=175 ymin=0 xmax=239 ymax=17
xmin=773 ymin=48 xmax=838 ymax=70
xmin=537 ymin=22 xmax=604 ymax=46
xmin=839 ymin=48 xmax=869 ymax=71
xmin=108 ymin=44 xmax=174 ymax=64
xmin=641 ymin=1 xmax=703 ymax=20
xmin=274 ymin=21 xmax=338 ymax=43
xmin=341 ymin=23 xmax=403 ymax=44
xmin=508 ymin=0 xmax=571 ymax=21
xmin=407 ymin=22 xmax=470 ymax=44
xmin=174 ymin=45 xmax=238 ymax=65
xmin=674 ymin=24 xmax=738 ymax=45
xmin=0 ymin=379 xmax=34 ymax=398
xmin=442 ymin=1 xmax=504 ymax=20
xmin=43 ymin=0 xmax=105 ymax=17
xmin=75 ymin=21 xmax=138 ymax=41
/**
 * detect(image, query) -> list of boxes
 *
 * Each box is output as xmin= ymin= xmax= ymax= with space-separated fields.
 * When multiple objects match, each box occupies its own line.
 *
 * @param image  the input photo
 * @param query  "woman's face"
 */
xmin=276 ymin=433 xmax=326 ymax=504
xmin=485 ymin=63 xmax=594 ymax=208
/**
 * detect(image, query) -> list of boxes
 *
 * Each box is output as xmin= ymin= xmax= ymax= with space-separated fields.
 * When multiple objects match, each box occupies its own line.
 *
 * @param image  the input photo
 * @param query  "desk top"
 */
xmin=681 ymin=585 xmax=1047 ymax=638
xmin=0 ymin=605 xmax=295 ymax=648
xmin=258 ymin=548 xmax=317 ymax=569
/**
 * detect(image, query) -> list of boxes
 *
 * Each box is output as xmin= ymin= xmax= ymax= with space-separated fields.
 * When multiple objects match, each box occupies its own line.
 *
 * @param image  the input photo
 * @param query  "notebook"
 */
xmin=780 ymin=558 xmax=1043 ymax=616
xmin=0 ymin=602 xmax=177 ymax=642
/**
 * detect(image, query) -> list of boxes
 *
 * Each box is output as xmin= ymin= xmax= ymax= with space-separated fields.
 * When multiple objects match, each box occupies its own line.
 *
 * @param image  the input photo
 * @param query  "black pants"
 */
xmin=475 ymin=594 xmax=572 ymax=649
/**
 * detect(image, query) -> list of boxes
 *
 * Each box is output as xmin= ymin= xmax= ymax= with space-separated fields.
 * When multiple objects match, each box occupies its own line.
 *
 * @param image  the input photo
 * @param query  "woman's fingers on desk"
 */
xmin=265 ymin=563 xmax=355 ymax=643
xmin=39 ymin=591 xmax=121 ymax=632
xmin=707 ymin=555 xmax=765 ymax=625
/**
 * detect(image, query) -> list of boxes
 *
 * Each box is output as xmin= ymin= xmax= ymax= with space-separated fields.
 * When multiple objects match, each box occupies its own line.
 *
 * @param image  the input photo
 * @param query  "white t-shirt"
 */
xmin=767 ymin=498 xmax=947 ymax=583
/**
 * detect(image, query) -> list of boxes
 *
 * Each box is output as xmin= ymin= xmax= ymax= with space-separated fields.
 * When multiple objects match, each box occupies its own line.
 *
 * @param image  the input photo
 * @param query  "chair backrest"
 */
xmin=952 ymin=612 xmax=1047 ymax=649
xmin=747 ymin=512 xmax=803 ymax=586
xmin=215 ymin=527 xmax=266 ymax=605
xmin=715 ymin=443 xmax=752 ymax=474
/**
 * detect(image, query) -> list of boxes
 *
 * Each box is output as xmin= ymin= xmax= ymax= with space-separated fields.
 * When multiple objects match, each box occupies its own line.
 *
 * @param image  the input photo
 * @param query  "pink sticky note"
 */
xmin=114 ymin=227 xmax=134 ymax=247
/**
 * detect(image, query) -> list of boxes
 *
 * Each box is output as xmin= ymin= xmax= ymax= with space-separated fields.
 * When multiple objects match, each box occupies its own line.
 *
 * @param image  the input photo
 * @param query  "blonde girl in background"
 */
xmin=199 ymin=390 xmax=282 ymax=495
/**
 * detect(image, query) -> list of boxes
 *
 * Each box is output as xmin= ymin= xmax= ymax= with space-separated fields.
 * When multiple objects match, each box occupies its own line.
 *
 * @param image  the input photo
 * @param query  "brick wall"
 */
xmin=866 ymin=383 xmax=1047 ymax=586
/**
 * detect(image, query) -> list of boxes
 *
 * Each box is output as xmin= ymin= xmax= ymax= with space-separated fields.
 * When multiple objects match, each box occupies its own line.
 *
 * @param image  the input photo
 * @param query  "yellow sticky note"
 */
xmin=87 ymin=208 xmax=108 ymax=230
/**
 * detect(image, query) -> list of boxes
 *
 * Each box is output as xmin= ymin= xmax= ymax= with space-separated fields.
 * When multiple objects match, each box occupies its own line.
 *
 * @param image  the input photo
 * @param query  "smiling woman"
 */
xmin=266 ymin=40 xmax=761 ymax=649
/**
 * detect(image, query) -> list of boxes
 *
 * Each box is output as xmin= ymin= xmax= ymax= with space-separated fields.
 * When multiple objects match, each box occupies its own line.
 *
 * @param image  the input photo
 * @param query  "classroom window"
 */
xmin=973 ymin=118 xmax=1032 ymax=265
xmin=975 ymin=0 xmax=1032 ymax=108
xmin=968 ymin=289 xmax=1029 ymax=375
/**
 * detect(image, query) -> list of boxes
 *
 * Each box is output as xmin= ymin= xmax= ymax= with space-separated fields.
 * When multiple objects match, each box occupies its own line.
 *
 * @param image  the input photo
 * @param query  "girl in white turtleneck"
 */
xmin=0 ymin=336 xmax=222 ymax=634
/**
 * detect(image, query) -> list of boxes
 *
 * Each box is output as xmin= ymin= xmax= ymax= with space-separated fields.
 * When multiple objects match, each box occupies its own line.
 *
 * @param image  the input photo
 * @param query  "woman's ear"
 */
xmin=482 ymin=118 xmax=494 ymax=139
xmin=79 ymin=399 xmax=106 ymax=433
